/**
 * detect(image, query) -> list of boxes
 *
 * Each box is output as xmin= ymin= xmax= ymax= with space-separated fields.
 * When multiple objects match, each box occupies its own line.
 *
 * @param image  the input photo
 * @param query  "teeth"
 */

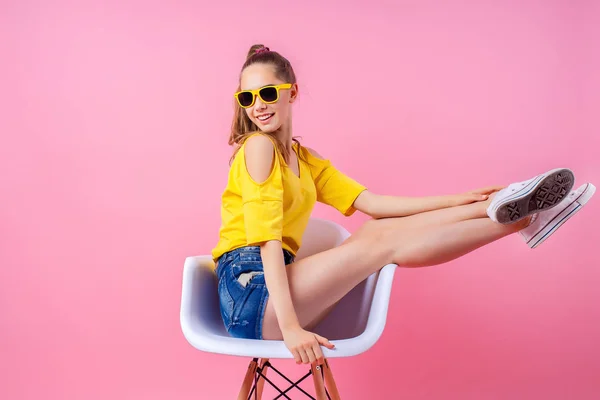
xmin=257 ymin=114 xmax=273 ymax=121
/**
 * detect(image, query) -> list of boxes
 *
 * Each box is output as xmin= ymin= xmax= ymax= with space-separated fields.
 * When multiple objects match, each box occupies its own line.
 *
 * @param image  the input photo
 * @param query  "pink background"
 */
xmin=2 ymin=0 xmax=599 ymax=399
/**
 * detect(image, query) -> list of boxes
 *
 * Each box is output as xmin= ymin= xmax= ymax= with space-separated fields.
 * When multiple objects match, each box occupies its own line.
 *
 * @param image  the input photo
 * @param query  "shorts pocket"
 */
xmin=217 ymin=274 xmax=235 ymax=330
xmin=230 ymin=254 xmax=264 ymax=290
xmin=231 ymin=284 xmax=254 ymax=323
xmin=228 ymin=276 xmax=267 ymax=339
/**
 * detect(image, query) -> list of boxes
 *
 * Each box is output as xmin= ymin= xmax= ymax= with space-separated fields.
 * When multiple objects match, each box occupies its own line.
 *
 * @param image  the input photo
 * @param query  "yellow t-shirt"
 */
xmin=211 ymin=133 xmax=367 ymax=263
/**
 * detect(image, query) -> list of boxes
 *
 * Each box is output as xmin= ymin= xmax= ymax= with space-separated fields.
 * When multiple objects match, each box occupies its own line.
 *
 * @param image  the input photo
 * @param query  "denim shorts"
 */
xmin=215 ymin=246 xmax=295 ymax=340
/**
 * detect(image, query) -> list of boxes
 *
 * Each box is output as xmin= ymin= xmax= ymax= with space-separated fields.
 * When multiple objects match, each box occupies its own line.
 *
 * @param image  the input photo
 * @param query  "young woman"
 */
xmin=211 ymin=44 xmax=595 ymax=366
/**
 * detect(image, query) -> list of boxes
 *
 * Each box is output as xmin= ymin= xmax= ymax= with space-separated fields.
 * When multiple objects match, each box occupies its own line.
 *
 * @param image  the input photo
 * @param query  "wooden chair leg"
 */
xmin=323 ymin=359 xmax=341 ymax=400
xmin=237 ymin=358 xmax=258 ymax=400
xmin=238 ymin=357 xmax=340 ymax=400
xmin=311 ymin=363 xmax=328 ymax=400
xmin=255 ymin=358 xmax=269 ymax=399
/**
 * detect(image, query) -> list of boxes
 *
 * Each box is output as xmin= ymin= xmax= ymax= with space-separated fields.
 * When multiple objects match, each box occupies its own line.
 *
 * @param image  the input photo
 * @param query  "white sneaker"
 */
xmin=487 ymin=168 xmax=575 ymax=224
xmin=520 ymin=183 xmax=596 ymax=248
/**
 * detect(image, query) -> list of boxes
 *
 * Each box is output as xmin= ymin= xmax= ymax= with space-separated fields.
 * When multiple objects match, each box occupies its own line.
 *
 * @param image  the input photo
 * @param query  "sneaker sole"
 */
xmin=495 ymin=168 xmax=575 ymax=224
xmin=528 ymin=183 xmax=596 ymax=248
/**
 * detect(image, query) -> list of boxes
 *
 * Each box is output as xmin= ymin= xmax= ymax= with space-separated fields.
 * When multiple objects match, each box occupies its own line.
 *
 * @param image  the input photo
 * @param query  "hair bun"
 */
xmin=246 ymin=44 xmax=270 ymax=59
xmin=255 ymin=46 xmax=270 ymax=54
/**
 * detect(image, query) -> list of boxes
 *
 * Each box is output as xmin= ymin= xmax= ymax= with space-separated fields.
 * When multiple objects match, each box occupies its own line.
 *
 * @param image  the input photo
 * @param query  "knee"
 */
xmin=352 ymin=219 xmax=396 ymax=261
xmin=357 ymin=218 xmax=380 ymax=236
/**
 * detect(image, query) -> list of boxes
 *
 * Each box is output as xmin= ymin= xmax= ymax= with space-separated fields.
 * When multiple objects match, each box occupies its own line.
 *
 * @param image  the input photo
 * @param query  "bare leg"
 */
xmin=262 ymin=202 xmax=530 ymax=340
xmin=288 ymin=200 xmax=495 ymax=332
xmin=388 ymin=217 xmax=529 ymax=267
xmin=344 ymin=196 xmax=494 ymax=246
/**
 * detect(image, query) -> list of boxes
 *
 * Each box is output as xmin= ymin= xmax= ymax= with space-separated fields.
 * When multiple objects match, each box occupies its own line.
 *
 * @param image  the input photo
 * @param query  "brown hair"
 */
xmin=228 ymin=44 xmax=306 ymax=165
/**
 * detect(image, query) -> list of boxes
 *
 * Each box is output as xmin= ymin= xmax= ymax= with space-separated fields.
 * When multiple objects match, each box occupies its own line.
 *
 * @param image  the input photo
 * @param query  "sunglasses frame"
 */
xmin=234 ymin=83 xmax=293 ymax=108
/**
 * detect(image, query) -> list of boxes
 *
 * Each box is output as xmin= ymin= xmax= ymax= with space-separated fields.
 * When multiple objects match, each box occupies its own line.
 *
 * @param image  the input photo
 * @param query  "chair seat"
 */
xmin=179 ymin=218 xmax=397 ymax=359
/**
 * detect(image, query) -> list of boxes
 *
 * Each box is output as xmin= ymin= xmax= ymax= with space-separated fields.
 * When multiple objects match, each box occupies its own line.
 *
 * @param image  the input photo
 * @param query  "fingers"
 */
xmin=461 ymin=194 xmax=486 ymax=204
xmin=471 ymin=185 xmax=505 ymax=195
xmin=315 ymin=334 xmax=335 ymax=349
xmin=293 ymin=346 xmax=313 ymax=365
xmin=293 ymin=335 xmax=334 ymax=365
xmin=286 ymin=330 xmax=335 ymax=365
xmin=292 ymin=349 xmax=302 ymax=364
xmin=305 ymin=346 xmax=318 ymax=364
xmin=297 ymin=348 xmax=309 ymax=364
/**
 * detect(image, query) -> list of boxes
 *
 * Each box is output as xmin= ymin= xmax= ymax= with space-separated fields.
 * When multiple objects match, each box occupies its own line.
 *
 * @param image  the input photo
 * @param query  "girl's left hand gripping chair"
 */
xmin=180 ymin=218 xmax=397 ymax=399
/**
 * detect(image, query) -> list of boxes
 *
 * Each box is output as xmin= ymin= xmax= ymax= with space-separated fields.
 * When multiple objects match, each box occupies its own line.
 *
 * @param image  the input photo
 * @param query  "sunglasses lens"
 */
xmin=259 ymin=87 xmax=278 ymax=103
xmin=237 ymin=92 xmax=254 ymax=107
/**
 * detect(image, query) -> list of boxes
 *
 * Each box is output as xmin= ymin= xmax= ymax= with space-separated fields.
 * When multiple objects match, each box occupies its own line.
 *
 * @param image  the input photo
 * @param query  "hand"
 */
xmin=282 ymin=326 xmax=335 ymax=365
xmin=468 ymin=185 xmax=505 ymax=196
xmin=450 ymin=185 xmax=505 ymax=207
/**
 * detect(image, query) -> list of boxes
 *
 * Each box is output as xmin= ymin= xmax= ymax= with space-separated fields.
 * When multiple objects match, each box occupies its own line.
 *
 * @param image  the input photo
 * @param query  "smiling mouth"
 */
xmin=256 ymin=113 xmax=274 ymax=122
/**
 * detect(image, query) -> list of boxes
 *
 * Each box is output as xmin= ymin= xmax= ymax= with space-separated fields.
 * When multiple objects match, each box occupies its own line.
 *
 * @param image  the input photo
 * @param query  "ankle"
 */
xmin=514 ymin=215 xmax=535 ymax=231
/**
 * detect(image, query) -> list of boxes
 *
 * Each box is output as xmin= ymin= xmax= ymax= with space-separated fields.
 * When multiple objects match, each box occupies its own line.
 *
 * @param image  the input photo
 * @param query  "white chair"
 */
xmin=180 ymin=218 xmax=398 ymax=399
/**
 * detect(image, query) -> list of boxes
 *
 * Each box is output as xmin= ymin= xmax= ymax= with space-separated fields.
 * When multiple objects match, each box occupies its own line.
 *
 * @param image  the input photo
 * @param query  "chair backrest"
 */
xmin=295 ymin=218 xmax=351 ymax=261
xmin=295 ymin=218 xmax=380 ymax=340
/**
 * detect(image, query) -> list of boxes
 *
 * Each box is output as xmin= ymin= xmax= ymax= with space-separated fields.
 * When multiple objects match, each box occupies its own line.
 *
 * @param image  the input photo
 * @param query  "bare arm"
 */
xmin=353 ymin=186 xmax=505 ymax=219
xmin=260 ymin=240 xmax=300 ymax=330
xmin=306 ymin=146 xmax=502 ymax=219
xmin=352 ymin=191 xmax=462 ymax=218
xmin=244 ymin=135 xmax=300 ymax=330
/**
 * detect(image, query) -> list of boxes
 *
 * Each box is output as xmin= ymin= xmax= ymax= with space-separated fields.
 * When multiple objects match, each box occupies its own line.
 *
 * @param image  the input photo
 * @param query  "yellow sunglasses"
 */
xmin=234 ymin=83 xmax=292 ymax=108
